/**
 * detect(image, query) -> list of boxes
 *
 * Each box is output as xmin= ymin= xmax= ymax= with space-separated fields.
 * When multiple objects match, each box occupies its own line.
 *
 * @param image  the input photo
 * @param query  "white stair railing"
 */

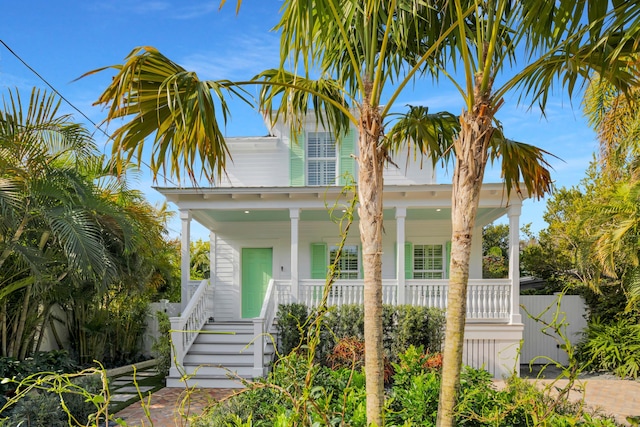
xmin=169 ymin=279 xmax=214 ymax=377
xmin=253 ymin=279 xmax=278 ymax=377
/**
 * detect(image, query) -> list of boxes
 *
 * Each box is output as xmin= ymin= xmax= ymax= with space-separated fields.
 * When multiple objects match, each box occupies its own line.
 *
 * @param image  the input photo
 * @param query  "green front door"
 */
xmin=241 ymin=248 xmax=273 ymax=318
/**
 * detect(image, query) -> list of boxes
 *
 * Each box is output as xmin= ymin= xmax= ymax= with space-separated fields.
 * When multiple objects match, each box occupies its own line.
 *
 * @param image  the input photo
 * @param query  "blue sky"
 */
xmin=1 ymin=1 xmax=597 ymax=240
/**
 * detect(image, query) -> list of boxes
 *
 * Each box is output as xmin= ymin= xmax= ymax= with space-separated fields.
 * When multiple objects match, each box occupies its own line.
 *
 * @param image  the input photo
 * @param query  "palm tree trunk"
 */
xmin=12 ymin=284 xmax=32 ymax=360
xmin=34 ymin=304 xmax=51 ymax=353
xmin=358 ymin=101 xmax=386 ymax=427
xmin=1 ymin=303 xmax=6 ymax=356
xmin=0 ymin=212 xmax=30 ymax=271
xmin=437 ymin=77 xmax=494 ymax=427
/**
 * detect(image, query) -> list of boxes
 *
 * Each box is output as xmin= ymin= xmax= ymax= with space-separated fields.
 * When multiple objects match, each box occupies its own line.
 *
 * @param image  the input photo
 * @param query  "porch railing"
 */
xmin=169 ymin=279 xmax=214 ymax=377
xmin=275 ymin=279 xmax=511 ymax=322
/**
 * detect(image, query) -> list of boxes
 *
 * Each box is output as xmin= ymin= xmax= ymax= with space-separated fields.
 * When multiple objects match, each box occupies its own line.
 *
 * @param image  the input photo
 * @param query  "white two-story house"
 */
xmin=158 ymin=115 xmax=524 ymax=388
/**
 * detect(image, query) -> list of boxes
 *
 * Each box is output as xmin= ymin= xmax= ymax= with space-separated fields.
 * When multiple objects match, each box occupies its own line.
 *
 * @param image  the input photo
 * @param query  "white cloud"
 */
xmin=179 ymin=35 xmax=280 ymax=80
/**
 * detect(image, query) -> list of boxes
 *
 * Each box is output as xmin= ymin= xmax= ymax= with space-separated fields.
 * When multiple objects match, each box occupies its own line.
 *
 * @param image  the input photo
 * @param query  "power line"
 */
xmin=0 ymin=38 xmax=177 ymax=186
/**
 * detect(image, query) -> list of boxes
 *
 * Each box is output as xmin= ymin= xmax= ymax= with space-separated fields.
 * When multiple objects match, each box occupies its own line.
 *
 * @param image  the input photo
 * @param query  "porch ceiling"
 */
xmin=190 ymin=207 xmax=506 ymax=230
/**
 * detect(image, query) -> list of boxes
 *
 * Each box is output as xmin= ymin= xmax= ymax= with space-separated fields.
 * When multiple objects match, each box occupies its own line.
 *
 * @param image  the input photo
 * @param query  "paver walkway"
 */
xmin=114 ymin=378 xmax=640 ymax=426
xmin=113 ymin=387 xmax=237 ymax=426
xmin=494 ymin=377 xmax=640 ymax=426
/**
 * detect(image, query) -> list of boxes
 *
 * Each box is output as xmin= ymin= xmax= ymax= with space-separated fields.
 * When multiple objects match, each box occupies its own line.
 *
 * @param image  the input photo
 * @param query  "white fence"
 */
xmin=520 ymin=295 xmax=587 ymax=365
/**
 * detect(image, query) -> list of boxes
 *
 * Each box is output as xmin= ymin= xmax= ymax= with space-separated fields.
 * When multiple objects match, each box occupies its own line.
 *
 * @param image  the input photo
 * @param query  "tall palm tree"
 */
xmin=432 ymin=1 xmax=639 ymax=424
xmin=87 ymin=2 xmax=558 ymax=424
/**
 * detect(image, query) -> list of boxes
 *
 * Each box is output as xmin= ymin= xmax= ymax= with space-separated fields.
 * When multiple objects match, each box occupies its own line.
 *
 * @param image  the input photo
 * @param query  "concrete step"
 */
xmin=189 ymin=341 xmax=254 ymax=354
xmin=193 ymin=332 xmax=257 ymax=345
xmin=166 ymin=375 xmax=246 ymax=389
xmin=180 ymin=364 xmax=255 ymax=378
xmin=204 ymin=321 xmax=254 ymax=333
xmin=184 ymin=352 xmax=272 ymax=366
xmin=166 ymin=321 xmax=275 ymax=390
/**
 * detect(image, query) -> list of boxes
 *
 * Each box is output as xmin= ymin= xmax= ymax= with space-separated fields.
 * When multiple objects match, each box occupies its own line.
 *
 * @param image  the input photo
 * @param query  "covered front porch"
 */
xmin=161 ymin=183 xmax=525 ymax=384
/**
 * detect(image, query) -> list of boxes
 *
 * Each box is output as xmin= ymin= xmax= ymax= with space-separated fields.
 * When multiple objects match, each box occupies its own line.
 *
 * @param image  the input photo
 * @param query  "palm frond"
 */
xmin=488 ymin=133 xmax=555 ymax=200
xmin=255 ymin=69 xmax=354 ymax=140
xmin=386 ymin=105 xmax=458 ymax=168
xmin=82 ymin=46 xmax=253 ymax=184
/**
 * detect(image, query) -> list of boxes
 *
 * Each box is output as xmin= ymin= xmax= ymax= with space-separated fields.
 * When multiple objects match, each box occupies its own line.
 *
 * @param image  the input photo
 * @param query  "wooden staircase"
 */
xmin=166 ymin=321 xmax=276 ymax=389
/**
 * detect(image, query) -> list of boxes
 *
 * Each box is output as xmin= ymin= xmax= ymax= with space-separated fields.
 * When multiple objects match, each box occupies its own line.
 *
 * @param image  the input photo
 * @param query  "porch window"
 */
xmin=330 ymin=245 xmax=359 ymax=279
xmin=413 ymin=244 xmax=444 ymax=279
xmin=307 ymin=132 xmax=337 ymax=185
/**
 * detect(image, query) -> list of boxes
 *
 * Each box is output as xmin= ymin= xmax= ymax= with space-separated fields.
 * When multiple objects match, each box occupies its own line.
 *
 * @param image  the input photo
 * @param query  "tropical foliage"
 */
xmin=193 ymin=346 xmax=620 ymax=427
xmin=0 ymin=88 xmax=179 ymax=365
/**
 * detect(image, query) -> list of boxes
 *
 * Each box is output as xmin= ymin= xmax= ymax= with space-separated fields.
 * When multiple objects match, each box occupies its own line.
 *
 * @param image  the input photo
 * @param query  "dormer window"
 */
xmin=307 ymin=132 xmax=337 ymax=186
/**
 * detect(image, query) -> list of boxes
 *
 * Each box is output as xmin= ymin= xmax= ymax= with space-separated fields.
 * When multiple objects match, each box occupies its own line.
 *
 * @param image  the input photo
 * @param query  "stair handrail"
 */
xmin=169 ymin=278 xmax=213 ymax=377
xmin=253 ymin=278 xmax=277 ymax=377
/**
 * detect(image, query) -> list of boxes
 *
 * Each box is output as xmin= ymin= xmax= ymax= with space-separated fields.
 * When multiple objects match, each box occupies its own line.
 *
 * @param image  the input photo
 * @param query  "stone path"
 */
xmin=535 ymin=377 xmax=640 ymax=426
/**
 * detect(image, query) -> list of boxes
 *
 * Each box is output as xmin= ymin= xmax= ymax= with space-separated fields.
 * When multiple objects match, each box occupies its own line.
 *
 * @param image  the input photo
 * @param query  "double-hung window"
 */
xmin=307 ymin=132 xmax=337 ymax=185
xmin=330 ymin=245 xmax=359 ymax=279
xmin=413 ymin=244 xmax=444 ymax=279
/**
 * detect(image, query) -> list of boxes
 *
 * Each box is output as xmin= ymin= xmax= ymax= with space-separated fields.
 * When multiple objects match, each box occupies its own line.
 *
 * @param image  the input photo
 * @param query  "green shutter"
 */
xmin=338 ymin=130 xmax=356 ymax=185
xmin=445 ymin=241 xmax=451 ymax=278
xmin=358 ymin=244 xmax=363 ymax=279
xmin=311 ymin=242 xmax=328 ymax=279
xmin=290 ymin=133 xmax=305 ymax=186
xmin=405 ymin=242 xmax=413 ymax=279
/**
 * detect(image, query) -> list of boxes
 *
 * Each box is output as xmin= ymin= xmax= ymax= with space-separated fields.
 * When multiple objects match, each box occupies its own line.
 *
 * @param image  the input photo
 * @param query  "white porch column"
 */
xmin=290 ymin=208 xmax=300 ymax=302
xmin=208 ymin=230 xmax=216 ymax=318
xmin=508 ymin=201 xmax=522 ymax=324
xmin=209 ymin=231 xmax=216 ymax=280
xmin=180 ymin=209 xmax=191 ymax=311
xmin=396 ymin=207 xmax=407 ymax=305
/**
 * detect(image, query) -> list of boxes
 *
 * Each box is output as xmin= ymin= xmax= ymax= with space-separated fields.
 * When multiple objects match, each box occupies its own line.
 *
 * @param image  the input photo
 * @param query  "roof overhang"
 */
xmin=154 ymin=183 xmax=525 ymax=230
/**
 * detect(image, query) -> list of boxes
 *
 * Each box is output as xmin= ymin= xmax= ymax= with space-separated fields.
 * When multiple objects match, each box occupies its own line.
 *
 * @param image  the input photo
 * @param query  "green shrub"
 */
xmin=7 ymin=391 xmax=68 ymax=427
xmin=276 ymin=303 xmax=445 ymax=366
xmin=0 ymin=350 xmax=78 ymax=398
xmin=578 ymin=317 xmax=640 ymax=378
xmin=151 ymin=310 xmax=172 ymax=376
xmin=1 ymin=373 xmax=103 ymax=427
xmin=275 ymin=303 xmax=310 ymax=356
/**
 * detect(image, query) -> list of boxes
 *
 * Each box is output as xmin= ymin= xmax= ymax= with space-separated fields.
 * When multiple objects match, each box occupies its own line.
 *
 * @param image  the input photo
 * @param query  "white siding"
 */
xmin=213 ymin=237 xmax=236 ymax=320
xmin=217 ymin=121 xmax=438 ymax=188
xmin=218 ymin=137 xmax=290 ymax=187
xmin=384 ymin=151 xmax=436 ymax=185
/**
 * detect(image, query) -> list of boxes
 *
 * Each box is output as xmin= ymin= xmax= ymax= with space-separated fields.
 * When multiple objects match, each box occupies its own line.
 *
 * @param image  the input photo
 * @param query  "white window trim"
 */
xmin=306 ymin=131 xmax=338 ymax=186
xmin=413 ymin=243 xmax=445 ymax=279
xmin=329 ymin=244 xmax=359 ymax=279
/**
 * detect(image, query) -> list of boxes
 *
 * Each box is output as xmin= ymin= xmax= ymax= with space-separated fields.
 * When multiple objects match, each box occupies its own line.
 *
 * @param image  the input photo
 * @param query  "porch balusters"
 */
xmin=293 ymin=280 xmax=510 ymax=321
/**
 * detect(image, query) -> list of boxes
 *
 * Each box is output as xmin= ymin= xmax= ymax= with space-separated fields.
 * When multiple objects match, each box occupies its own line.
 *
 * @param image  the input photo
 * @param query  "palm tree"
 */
xmin=87 ymin=4 xmax=456 ymax=423
xmin=431 ymin=1 xmax=639 ymax=424
xmin=0 ymin=88 xmax=120 ymax=358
